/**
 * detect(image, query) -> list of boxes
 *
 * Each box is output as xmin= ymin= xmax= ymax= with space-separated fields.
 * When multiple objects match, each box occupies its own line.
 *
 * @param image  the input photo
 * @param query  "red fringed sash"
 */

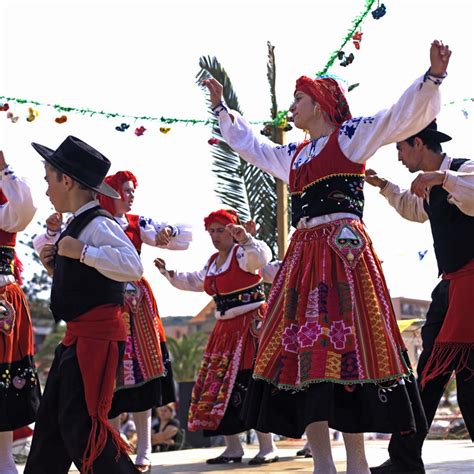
xmin=421 ymin=260 xmax=474 ymax=388
xmin=62 ymin=304 xmax=132 ymax=474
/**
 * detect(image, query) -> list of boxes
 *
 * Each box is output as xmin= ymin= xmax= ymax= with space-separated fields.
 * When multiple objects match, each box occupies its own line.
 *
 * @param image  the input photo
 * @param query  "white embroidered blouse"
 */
xmin=380 ymin=155 xmax=474 ymax=221
xmin=114 ymin=215 xmax=192 ymax=251
xmin=33 ymin=201 xmax=143 ymax=282
xmin=218 ymin=72 xmax=444 ymax=229
xmin=0 ymin=165 xmax=36 ymax=287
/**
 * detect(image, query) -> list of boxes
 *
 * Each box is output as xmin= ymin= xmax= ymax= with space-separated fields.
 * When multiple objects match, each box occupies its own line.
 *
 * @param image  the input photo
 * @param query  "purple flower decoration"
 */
xmin=297 ymin=321 xmax=323 ymax=348
xmin=282 ymin=324 xmax=299 ymax=353
xmin=329 ymin=321 xmax=352 ymax=350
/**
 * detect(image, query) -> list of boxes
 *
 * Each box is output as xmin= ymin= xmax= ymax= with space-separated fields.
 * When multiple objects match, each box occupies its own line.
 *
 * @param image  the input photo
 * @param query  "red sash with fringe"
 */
xmin=421 ymin=260 xmax=474 ymax=388
xmin=62 ymin=304 xmax=132 ymax=474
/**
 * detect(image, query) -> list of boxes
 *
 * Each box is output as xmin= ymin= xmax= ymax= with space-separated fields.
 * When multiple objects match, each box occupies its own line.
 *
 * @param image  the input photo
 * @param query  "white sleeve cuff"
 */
xmin=82 ymin=245 xmax=98 ymax=267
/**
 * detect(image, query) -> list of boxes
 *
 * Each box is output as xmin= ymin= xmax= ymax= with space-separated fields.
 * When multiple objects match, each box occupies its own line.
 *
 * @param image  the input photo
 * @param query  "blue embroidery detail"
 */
xmin=287 ymin=143 xmax=297 ymax=155
xmin=139 ymin=216 xmax=153 ymax=228
xmin=339 ymin=116 xmax=375 ymax=139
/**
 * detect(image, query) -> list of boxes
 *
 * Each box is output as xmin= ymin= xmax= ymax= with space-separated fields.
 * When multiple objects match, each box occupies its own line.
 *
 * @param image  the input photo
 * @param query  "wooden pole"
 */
xmin=274 ymin=127 xmax=288 ymax=259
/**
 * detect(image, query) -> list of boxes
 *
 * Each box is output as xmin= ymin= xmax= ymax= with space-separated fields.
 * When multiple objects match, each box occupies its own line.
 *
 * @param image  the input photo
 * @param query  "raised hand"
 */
xmin=155 ymin=227 xmax=172 ymax=246
xmin=0 ymin=151 xmax=7 ymax=170
xmin=243 ymin=220 xmax=257 ymax=237
xmin=365 ymin=169 xmax=387 ymax=189
xmin=429 ymin=40 xmax=451 ymax=77
xmin=410 ymin=171 xmax=445 ymax=199
xmin=46 ymin=212 xmax=63 ymax=233
xmin=202 ymin=78 xmax=224 ymax=109
xmin=226 ymin=224 xmax=250 ymax=244
xmin=154 ymin=257 xmax=174 ymax=277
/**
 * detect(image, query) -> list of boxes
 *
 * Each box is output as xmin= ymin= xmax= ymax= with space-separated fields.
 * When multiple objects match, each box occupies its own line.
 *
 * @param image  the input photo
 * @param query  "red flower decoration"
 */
xmin=135 ymin=125 xmax=146 ymax=136
xmin=55 ymin=115 xmax=68 ymax=124
xmin=208 ymin=137 xmax=220 ymax=145
xmin=352 ymin=32 xmax=363 ymax=50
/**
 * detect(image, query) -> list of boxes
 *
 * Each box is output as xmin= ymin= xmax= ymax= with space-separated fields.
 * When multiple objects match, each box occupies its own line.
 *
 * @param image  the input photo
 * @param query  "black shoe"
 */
xmin=248 ymin=454 xmax=279 ymax=465
xmin=370 ymin=459 xmax=425 ymax=474
xmin=296 ymin=447 xmax=311 ymax=457
xmin=206 ymin=455 xmax=242 ymax=464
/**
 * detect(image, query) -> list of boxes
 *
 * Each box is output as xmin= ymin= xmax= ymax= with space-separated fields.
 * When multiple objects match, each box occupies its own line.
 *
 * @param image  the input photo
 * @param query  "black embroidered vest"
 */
xmin=50 ymin=206 xmax=125 ymax=322
xmin=423 ymin=158 xmax=474 ymax=273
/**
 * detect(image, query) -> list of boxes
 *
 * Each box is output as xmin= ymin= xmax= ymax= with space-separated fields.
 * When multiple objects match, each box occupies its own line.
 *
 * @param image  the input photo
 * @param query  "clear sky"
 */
xmin=1 ymin=0 xmax=473 ymax=317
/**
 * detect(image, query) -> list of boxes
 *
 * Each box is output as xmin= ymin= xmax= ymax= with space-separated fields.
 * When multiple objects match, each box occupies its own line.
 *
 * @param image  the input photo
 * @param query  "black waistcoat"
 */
xmin=423 ymin=158 xmax=474 ymax=274
xmin=290 ymin=175 xmax=365 ymax=227
xmin=50 ymin=206 xmax=125 ymax=323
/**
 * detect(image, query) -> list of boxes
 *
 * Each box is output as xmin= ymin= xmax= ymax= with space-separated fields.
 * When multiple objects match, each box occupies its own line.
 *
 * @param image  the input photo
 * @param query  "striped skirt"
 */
xmin=244 ymin=219 xmax=426 ymax=436
xmin=109 ymin=276 xmax=175 ymax=417
xmin=188 ymin=305 xmax=263 ymax=434
xmin=0 ymin=283 xmax=41 ymax=430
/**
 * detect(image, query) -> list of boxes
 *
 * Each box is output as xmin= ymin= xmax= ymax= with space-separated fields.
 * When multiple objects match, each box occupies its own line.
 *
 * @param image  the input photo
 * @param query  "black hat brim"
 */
xmin=416 ymin=129 xmax=452 ymax=143
xmin=32 ymin=142 xmax=120 ymax=199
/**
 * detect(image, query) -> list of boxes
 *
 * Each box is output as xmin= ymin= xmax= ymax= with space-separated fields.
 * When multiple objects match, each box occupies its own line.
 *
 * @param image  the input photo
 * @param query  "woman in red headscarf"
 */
xmin=154 ymin=209 xmax=279 ymax=466
xmin=201 ymin=40 xmax=451 ymax=473
xmin=98 ymin=170 xmax=192 ymax=473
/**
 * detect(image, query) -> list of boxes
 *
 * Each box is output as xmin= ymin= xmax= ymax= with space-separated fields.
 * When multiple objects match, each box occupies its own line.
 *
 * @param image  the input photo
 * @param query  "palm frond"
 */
xmin=267 ymin=41 xmax=278 ymax=121
xmin=197 ymin=56 xmax=278 ymax=255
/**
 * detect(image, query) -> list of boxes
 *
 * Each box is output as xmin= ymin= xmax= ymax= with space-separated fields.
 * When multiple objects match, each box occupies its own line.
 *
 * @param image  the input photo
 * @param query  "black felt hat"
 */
xmin=31 ymin=136 xmax=120 ymax=198
xmin=411 ymin=120 xmax=452 ymax=143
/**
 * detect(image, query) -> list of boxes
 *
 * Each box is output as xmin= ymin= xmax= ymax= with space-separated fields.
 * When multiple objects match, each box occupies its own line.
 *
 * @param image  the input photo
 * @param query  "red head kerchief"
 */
xmin=294 ymin=76 xmax=352 ymax=127
xmin=204 ymin=209 xmax=240 ymax=230
xmin=98 ymin=170 xmax=138 ymax=215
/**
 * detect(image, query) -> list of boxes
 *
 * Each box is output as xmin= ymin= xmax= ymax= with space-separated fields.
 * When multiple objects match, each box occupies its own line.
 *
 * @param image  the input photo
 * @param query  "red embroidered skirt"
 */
xmin=110 ymin=276 xmax=175 ymax=417
xmin=0 ymin=282 xmax=41 ymax=430
xmin=188 ymin=306 xmax=263 ymax=432
xmin=243 ymin=219 xmax=426 ymax=437
xmin=254 ymin=219 xmax=410 ymax=387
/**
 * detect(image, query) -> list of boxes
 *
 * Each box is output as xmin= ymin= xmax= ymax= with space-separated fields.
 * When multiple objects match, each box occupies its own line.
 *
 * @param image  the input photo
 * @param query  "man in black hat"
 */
xmin=366 ymin=121 xmax=474 ymax=473
xmin=25 ymin=136 xmax=143 ymax=474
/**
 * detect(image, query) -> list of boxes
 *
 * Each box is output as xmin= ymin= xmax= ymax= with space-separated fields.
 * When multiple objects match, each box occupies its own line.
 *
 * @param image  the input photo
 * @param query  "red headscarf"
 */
xmin=98 ymin=171 xmax=138 ymax=215
xmin=204 ymin=209 xmax=240 ymax=230
xmin=294 ymin=76 xmax=352 ymax=127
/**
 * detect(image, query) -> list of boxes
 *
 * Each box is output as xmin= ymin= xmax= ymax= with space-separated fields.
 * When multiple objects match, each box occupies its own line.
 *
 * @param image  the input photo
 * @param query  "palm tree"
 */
xmin=166 ymin=332 xmax=208 ymax=382
xmin=196 ymin=42 xmax=290 ymax=258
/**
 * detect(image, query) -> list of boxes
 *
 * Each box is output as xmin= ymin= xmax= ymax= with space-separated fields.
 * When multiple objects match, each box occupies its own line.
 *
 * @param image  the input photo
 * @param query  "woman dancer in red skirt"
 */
xmin=0 ymin=150 xmax=40 ymax=474
xmin=201 ymin=40 xmax=451 ymax=473
xmin=98 ymin=170 xmax=191 ymax=472
xmin=155 ymin=209 xmax=279 ymax=465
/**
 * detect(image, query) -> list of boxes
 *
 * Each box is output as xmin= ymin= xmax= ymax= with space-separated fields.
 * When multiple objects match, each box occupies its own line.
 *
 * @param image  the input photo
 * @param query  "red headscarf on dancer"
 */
xmin=204 ymin=209 xmax=241 ymax=230
xmin=98 ymin=171 xmax=138 ymax=215
xmin=294 ymin=76 xmax=352 ymax=127
xmin=0 ymin=190 xmax=23 ymax=285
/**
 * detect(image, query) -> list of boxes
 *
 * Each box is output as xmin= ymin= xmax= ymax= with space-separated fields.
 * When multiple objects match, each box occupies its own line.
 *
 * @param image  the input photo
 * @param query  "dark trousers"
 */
xmin=388 ymin=280 xmax=474 ymax=470
xmin=24 ymin=343 xmax=138 ymax=474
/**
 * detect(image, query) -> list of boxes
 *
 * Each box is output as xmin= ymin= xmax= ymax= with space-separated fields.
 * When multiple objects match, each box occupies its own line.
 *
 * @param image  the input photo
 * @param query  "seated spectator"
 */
xmin=118 ymin=412 xmax=137 ymax=446
xmin=151 ymin=404 xmax=180 ymax=452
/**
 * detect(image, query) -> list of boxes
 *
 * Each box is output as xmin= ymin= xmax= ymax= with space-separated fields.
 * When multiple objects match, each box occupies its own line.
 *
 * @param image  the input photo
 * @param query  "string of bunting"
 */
xmin=0 ymin=0 xmax=387 ymax=136
xmin=0 ymin=1 xmax=471 ymax=137
xmin=260 ymin=0 xmax=386 ymax=136
xmin=316 ymin=0 xmax=379 ymax=76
